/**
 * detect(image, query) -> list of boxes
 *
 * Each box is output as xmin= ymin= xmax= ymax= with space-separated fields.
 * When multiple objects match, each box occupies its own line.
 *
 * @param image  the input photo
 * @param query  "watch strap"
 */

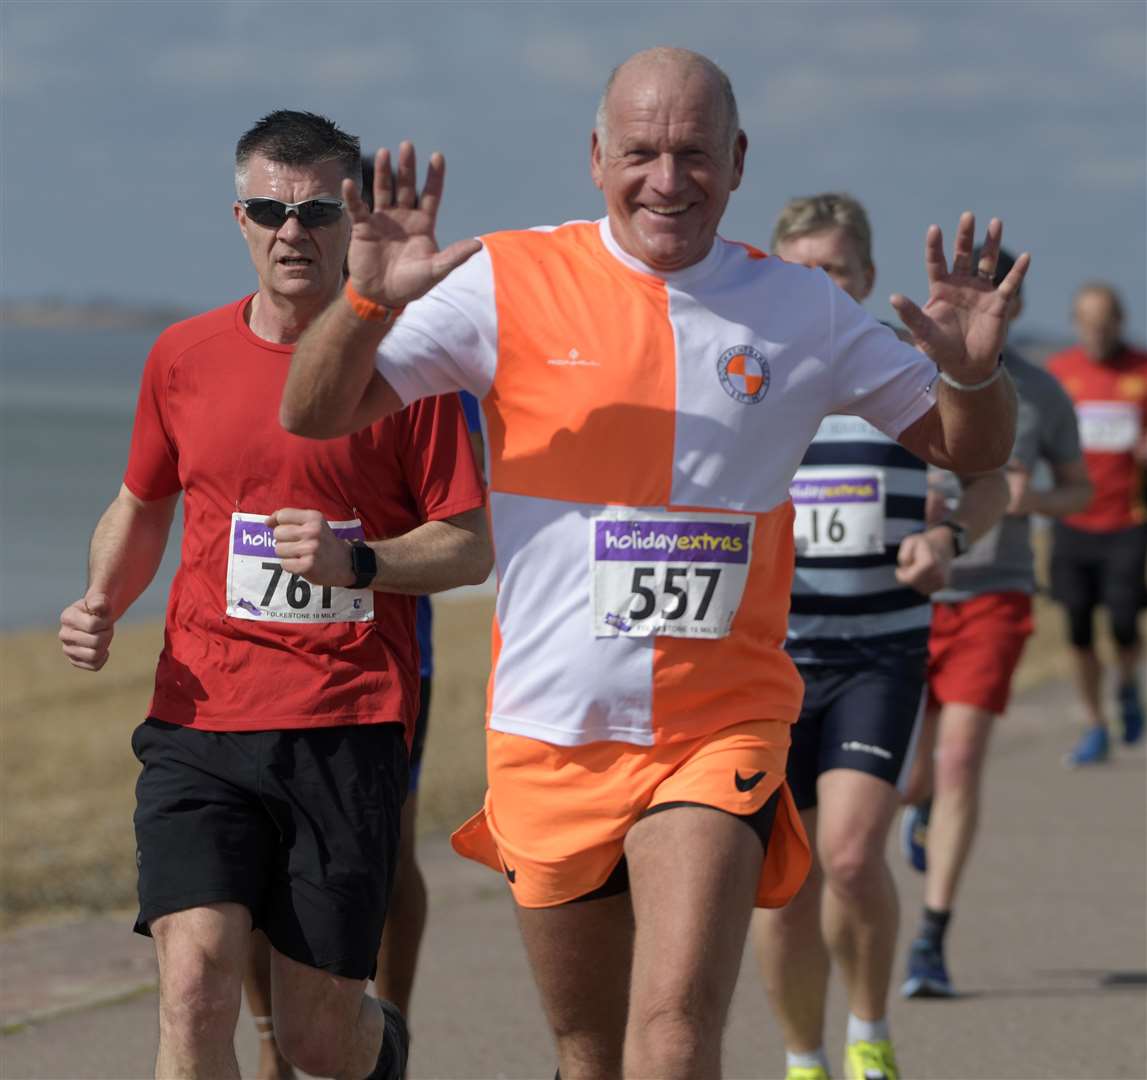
xmin=348 ymin=539 xmax=377 ymax=590
xmin=940 ymin=519 xmax=970 ymax=557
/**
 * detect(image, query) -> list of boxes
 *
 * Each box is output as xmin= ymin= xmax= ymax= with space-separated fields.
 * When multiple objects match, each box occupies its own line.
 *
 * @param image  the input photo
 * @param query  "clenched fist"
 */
xmin=59 ymin=591 xmax=116 ymax=671
xmin=266 ymin=508 xmax=355 ymax=588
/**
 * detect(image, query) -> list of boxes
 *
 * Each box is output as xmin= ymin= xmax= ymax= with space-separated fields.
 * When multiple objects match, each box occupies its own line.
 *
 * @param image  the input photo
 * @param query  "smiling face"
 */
xmin=233 ymin=152 xmax=352 ymax=309
xmin=774 ymin=227 xmax=875 ymax=303
xmin=591 ymin=58 xmax=746 ymax=273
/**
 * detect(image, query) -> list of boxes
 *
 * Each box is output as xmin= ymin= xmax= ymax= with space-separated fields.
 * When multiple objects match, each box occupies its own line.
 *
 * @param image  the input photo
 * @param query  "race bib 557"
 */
xmin=591 ymin=509 xmax=754 ymax=639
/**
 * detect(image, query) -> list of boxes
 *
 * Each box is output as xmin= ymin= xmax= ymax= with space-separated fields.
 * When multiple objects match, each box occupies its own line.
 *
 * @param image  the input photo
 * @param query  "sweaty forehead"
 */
xmin=241 ymin=154 xmax=347 ymax=200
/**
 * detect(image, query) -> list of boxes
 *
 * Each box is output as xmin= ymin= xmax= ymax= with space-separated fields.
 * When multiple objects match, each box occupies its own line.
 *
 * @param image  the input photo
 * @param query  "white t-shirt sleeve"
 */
xmin=374 ymin=245 xmax=499 ymax=406
xmin=827 ymin=278 xmax=937 ymax=440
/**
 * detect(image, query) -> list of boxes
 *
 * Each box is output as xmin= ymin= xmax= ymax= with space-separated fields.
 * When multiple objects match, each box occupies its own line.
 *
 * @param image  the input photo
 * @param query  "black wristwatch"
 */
xmin=939 ymin=519 xmax=970 ymax=557
xmin=348 ymin=540 xmax=377 ymax=589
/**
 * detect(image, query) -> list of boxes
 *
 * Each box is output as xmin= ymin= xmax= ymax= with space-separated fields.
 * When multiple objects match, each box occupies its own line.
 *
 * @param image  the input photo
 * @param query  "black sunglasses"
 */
xmin=239 ymin=197 xmax=345 ymax=229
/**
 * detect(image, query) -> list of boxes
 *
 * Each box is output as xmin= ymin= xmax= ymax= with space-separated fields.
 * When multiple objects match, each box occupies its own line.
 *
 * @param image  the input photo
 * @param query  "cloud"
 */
xmin=826 ymin=13 xmax=926 ymax=55
xmin=521 ymin=32 xmax=605 ymax=90
xmin=1071 ymin=156 xmax=1147 ymax=191
xmin=753 ymin=63 xmax=1004 ymax=132
xmin=145 ymin=41 xmax=418 ymax=91
xmin=1092 ymin=26 xmax=1147 ymax=81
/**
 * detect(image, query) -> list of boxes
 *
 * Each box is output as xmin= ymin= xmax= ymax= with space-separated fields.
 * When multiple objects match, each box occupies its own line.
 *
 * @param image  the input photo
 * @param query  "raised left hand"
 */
xmin=891 ymin=213 xmax=1030 ymax=385
xmin=267 ymin=508 xmax=354 ymax=587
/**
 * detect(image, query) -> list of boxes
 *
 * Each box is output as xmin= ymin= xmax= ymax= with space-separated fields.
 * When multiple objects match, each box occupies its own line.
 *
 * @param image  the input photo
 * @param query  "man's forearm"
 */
xmin=950 ymin=470 xmax=1009 ymax=543
xmin=88 ymin=486 xmax=178 ymax=618
xmin=1024 ymin=479 xmax=1092 ymax=518
xmin=281 ymin=293 xmax=397 ymax=439
xmin=365 ymin=510 xmax=492 ymax=594
xmin=933 ymin=373 xmax=1018 ymax=474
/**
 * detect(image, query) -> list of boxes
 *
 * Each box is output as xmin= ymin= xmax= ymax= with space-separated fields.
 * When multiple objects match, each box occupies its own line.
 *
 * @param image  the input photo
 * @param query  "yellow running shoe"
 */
xmin=786 ymin=1067 xmax=831 ymax=1080
xmin=844 ymin=1039 xmax=899 ymax=1080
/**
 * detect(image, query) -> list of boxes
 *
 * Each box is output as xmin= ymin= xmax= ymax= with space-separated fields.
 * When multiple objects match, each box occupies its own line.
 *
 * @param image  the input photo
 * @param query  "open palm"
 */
xmin=344 ymin=142 xmax=481 ymax=309
xmin=891 ymin=212 xmax=1030 ymax=383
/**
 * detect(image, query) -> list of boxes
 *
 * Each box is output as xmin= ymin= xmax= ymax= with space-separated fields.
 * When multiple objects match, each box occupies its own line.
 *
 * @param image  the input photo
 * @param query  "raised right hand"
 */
xmin=345 ymin=142 xmax=482 ymax=310
xmin=59 ymin=591 xmax=115 ymax=671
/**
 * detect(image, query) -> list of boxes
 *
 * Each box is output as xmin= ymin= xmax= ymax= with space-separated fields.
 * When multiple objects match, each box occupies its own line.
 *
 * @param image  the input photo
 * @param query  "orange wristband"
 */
xmin=344 ymin=281 xmax=402 ymax=324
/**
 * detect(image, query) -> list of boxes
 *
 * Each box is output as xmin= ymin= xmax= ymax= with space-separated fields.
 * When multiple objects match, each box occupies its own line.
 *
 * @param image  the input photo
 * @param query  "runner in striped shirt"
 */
xmin=751 ymin=194 xmax=1007 ymax=1080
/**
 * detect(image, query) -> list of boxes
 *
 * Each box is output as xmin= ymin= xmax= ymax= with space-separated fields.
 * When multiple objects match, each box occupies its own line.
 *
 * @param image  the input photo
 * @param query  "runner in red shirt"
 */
xmin=57 ymin=111 xmax=489 ymax=1080
xmin=1047 ymin=283 xmax=1147 ymax=765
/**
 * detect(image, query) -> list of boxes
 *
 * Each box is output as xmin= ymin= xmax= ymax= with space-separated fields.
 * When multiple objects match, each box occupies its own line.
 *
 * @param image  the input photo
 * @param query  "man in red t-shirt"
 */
xmin=1047 ymin=282 xmax=1147 ymax=765
xmin=57 ymin=111 xmax=489 ymax=1080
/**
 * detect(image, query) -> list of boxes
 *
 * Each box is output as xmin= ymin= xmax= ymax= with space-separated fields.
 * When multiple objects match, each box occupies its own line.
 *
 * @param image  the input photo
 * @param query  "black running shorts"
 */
xmin=788 ymin=651 xmax=927 ymax=811
xmin=1050 ymin=522 xmax=1147 ymax=647
xmin=131 ymin=718 xmax=408 ymax=980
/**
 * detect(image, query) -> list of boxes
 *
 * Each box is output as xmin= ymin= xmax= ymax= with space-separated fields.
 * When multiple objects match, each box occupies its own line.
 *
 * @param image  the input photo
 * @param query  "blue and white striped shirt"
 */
xmin=786 ymin=415 xmax=930 ymax=663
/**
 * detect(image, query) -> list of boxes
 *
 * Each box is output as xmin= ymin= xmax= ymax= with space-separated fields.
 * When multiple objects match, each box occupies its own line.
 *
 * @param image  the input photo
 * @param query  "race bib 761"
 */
xmin=226 ymin=513 xmax=373 ymax=623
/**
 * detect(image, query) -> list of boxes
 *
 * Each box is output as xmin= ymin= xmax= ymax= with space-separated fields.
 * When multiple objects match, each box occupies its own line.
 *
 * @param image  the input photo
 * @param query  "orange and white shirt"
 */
xmin=376 ymin=219 xmax=937 ymax=747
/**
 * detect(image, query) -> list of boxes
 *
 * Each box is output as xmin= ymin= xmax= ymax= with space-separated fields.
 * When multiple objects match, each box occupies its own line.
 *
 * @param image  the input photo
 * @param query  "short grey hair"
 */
xmin=234 ymin=109 xmax=361 ymax=197
xmin=595 ymin=47 xmax=741 ymax=157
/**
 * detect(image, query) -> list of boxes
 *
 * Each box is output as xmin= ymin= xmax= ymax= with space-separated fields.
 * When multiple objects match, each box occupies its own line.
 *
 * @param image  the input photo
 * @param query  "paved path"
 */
xmin=2 ymin=678 xmax=1144 ymax=1079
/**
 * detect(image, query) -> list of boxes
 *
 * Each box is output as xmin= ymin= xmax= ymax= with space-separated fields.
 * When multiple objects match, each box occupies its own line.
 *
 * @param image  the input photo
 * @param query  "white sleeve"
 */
xmin=374 ymin=245 xmax=499 ymax=406
xmin=828 ymin=277 xmax=937 ymax=440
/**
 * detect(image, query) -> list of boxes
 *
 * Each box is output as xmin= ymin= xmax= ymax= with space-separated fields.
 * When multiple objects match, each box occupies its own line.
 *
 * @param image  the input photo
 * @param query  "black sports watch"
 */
xmin=348 ymin=540 xmax=377 ymax=589
xmin=939 ymin=519 xmax=970 ymax=557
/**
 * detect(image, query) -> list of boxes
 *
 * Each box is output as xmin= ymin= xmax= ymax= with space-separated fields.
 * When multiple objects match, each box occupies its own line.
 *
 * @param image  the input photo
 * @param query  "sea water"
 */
xmin=0 ymin=322 xmax=493 ymax=631
xmin=0 ymin=324 xmax=179 ymax=629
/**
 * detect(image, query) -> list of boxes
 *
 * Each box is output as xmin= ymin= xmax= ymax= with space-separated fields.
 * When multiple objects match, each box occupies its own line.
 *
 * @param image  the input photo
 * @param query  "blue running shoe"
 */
xmin=901 ymin=937 xmax=955 ymax=999
xmin=1065 ymin=726 xmax=1110 ymax=767
xmin=1118 ymin=684 xmax=1144 ymax=745
xmin=899 ymin=801 xmax=930 ymax=874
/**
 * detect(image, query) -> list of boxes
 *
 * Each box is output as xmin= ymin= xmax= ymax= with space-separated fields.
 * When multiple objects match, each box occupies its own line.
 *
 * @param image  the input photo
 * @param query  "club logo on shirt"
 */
xmin=717 ymin=345 xmax=770 ymax=404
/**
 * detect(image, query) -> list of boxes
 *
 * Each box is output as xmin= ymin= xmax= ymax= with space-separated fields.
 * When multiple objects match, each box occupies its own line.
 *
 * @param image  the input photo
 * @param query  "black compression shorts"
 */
xmin=788 ymin=650 xmax=927 ymax=811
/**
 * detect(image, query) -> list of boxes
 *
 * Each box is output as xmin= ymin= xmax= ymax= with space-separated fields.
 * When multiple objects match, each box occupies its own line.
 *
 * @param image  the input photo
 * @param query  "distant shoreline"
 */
xmin=1 ymin=301 xmax=190 ymax=331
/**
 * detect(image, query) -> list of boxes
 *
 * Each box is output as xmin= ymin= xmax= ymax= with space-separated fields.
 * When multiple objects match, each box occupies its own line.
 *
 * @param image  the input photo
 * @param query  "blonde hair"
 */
xmin=772 ymin=193 xmax=873 ymax=269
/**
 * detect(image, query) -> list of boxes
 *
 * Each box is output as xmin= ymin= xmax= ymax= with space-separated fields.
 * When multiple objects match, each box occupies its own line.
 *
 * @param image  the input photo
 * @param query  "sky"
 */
xmin=2 ymin=0 xmax=1145 ymax=341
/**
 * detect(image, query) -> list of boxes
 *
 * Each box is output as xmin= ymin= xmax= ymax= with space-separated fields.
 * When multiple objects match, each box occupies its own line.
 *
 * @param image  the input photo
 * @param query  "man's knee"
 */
xmin=632 ymin=974 xmax=724 ymax=1044
xmin=156 ymin=945 xmax=245 ymax=1041
xmin=934 ymin=731 xmax=989 ymax=791
xmin=273 ymin=963 xmax=377 ymax=1079
xmin=819 ymin=840 xmax=885 ymax=903
xmin=153 ymin=907 xmax=248 ymax=1038
xmin=630 ymin=992 xmax=714 ymax=1064
xmin=276 ymin=1010 xmax=360 ymax=1078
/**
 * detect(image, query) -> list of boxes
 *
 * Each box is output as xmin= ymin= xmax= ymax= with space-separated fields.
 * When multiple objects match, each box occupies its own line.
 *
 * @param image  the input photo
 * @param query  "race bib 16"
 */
xmin=790 ymin=467 xmax=885 ymax=557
